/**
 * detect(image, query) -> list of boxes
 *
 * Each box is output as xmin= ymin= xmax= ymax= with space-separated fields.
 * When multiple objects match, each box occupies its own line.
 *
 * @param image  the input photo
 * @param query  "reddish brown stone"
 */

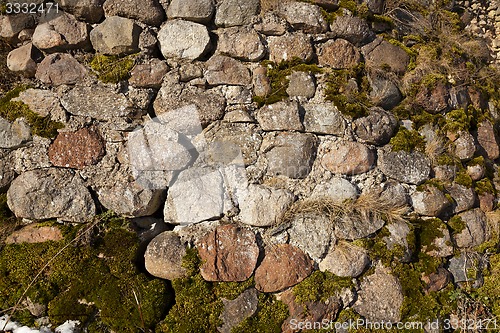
xmin=318 ymin=39 xmax=361 ymax=69
xmin=415 ymin=81 xmax=449 ymax=114
xmin=421 ymin=267 xmax=451 ymax=293
xmin=477 ymin=120 xmax=500 ymax=160
xmin=255 ymin=244 xmax=313 ymax=292
xmin=129 ymin=59 xmax=169 ymax=88
xmin=197 ymin=224 xmax=259 ymax=282
xmin=321 ymin=141 xmax=375 ymax=175
xmin=479 ymin=193 xmax=495 ymax=212
xmin=48 ymin=127 xmax=105 ymax=169
xmin=6 ymin=224 xmax=63 ymax=244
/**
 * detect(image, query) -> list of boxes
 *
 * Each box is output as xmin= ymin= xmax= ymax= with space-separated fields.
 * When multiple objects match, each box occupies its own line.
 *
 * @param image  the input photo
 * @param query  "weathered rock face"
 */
xmin=368 ymin=71 xmax=402 ymax=109
xmin=302 ymin=103 xmax=346 ymax=135
xmin=129 ymin=59 xmax=169 ymax=88
xmin=378 ymin=149 xmax=431 ymax=185
xmin=320 ymin=241 xmax=369 ymax=277
xmin=61 ymin=84 xmax=143 ymax=120
xmin=422 ymin=268 xmax=451 ymax=293
xmin=216 ymin=27 xmax=266 ymax=61
xmin=0 ymin=153 xmax=15 ymax=190
xmin=353 ymin=265 xmax=404 ymax=322
xmin=277 ymin=1 xmax=328 ymax=33
xmin=205 ymin=55 xmax=251 ymax=86
xmin=103 ymin=0 xmax=165 ymax=26
xmin=453 ymin=209 xmax=488 ymax=248
xmin=453 ymin=131 xmax=476 ymax=161
xmin=330 ymin=15 xmax=375 ymax=46
xmin=256 ymin=101 xmax=303 ymax=131
xmin=421 ymin=220 xmax=453 ymax=258
xmin=477 ymin=120 xmax=500 ymax=160
xmin=219 ymin=288 xmax=259 ymax=333
xmin=311 ymin=178 xmax=358 ymax=202
xmin=35 ymin=53 xmax=88 ymax=86
xmin=0 ymin=14 xmax=35 ymax=41
xmin=268 ymin=32 xmax=314 ymax=62
xmin=415 ymin=81 xmax=449 ymax=114
xmin=447 ymin=252 xmax=483 ymax=284
xmin=7 ymin=43 xmax=39 ymax=77
xmin=164 ymin=168 xmax=234 ymax=224
xmin=362 ymin=38 xmax=410 ymax=74
xmin=58 ymin=0 xmax=105 ymax=23
xmin=321 ymin=141 xmax=375 ymax=175
xmin=0 ymin=117 xmax=31 ymax=149
xmin=238 ymin=184 xmax=295 ymax=227
xmin=288 ymin=213 xmax=333 ymax=260
xmin=32 ymin=12 xmax=91 ymax=52
xmin=411 ymin=186 xmax=451 ymax=217
xmin=197 ymin=224 xmax=259 ymax=281
xmin=333 ymin=211 xmax=385 ymax=240
xmin=167 ymin=0 xmax=214 ymax=24
xmin=144 ymin=231 xmax=187 ymax=280
xmin=286 ymin=71 xmax=316 ymax=98
xmin=90 ymin=16 xmax=141 ymax=55
xmin=255 ymin=244 xmax=313 ymax=292
xmin=446 ymin=183 xmax=477 ymax=213
xmin=261 ymin=132 xmax=318 ymax=179
xmin=5 ymin=224 xmax=63 ymax=244
xmin=254 ymin=12 xmax=288 ymax=36
xmin=215 ymin=0 xmax=260 ymax=27
xmin=48 ymin=127 xmax=105 ymax=169
xmin=354 ymin=107 xmax=398 ymax=145
xmin=318 ymin=39 xmax=361 ymax=69
xmin=7 ymin=168 xmax=95 ymax=222
xmin=158 ymin=20 xmax=212 ymax=60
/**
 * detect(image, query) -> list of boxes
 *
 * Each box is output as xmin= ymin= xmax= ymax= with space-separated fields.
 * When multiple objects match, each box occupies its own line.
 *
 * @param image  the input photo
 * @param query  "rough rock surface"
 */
xmin=90 ymin=16 xmax=141 ymax=55
xmin=197 ymin=224 xmax=259 ymax=281
xmin=311 ymin=178 xmax=358 ymax=202
xmin=320 ymin=241 xmax=369 ymax=277
xmin=277 ymin=1 xmax=328 ymax=33
xmin=6 ymin=43 xmax=38 ymax=77
xmin=158 ymin=20 xmax=211 ymax=60
xmin=362 ymin=38 xmax=410 ymax=74
xmin=0 ymin=117 xmax=31 ymax=149
xmin=268 ymin=32 xmax=314 ymax=62
xmin=216 ymin=27 xmax=265 ymax=62
xmin=302 ymin=103 xmax=346 ymax=135
xmin=288 ymin=213 xmax=333 ymax=260
xmin=354 ymin=265 xmax=404 ymax=322
xmin=262 ymin=132 xmax=317 ymax=178
xmin=215 ymin=0 xmax=260 ymax=27
xmin=35 ymin=53 xmax=87 ymax=86
xmin=58 ymin=0 xmax=105 ymax=23
xmin=129 ymin=59 xmax=169 ymax=88
xmin=5 ymin=224 xmax=63 ymax=244
xmin=411 ymin=186 xmax=451 ymax=217
xmin=286 ymin=71 xmax=316 ymax=98
xmin=7 ymin=168 xmax=95 ymax=222
xmin=205 ymin=55 xmax=251 ymax=86
xmin=354 ymin=107 xmax=398 ymax=145
xmin=378 ymin=149 xmax=431 ymax=185
xmin=453 ymin=209 xmax=488 ymax=248
xmin=33 ymin=12 xmax=90 ymax=52
xmin=330 ymin=15 xmax=375 ymax=46
xmin=219 ymin=288 xmax=259 ymax=333
xmin=322 ymin=141 xmax=375 ymax=175
xmin=144 ymin=231 xmax=187 ymax=280
xmin=168 ymin=0 xmax=214 ymax=24
xmin=333 ymin=212 xmax=385 ymax=240
xmin=103 ymin=0 xmax=165 ymax=26
xmin=256 ymin=101 xmax=303 ymax=131
xmin=238 ymin=184 xmax=295 ymax=227
xmin=255 ymin=244 xmax=313 ymax=292
xmin=318 ymin=39 xmax=361 ymax=69
xmin=477 ymin=120 xmax=500 ymax=159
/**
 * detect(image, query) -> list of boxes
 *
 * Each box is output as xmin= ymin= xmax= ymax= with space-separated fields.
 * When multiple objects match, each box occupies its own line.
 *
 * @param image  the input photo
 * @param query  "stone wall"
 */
xmin=1 ymin=0 xmax=500 ymax=331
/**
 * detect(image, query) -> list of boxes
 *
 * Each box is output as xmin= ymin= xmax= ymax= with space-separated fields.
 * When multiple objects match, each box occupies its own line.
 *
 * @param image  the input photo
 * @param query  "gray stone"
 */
xmin=319 ymin=241 xmax=369 ymax=277
xmin=277 ymin=1 xmax=328 ymax=33
xmin=268 ymin=32 xmax=314 ymax=63
xmin=33 ymin=12 xmax=91 ymax=52
xmin=216 ymin=27 xmax=266 ymax=61
xmin=453 ymin=209 xmax=488 ymax=248
xmin=12 ymin=136 xmax=52 ymax=173
xmin=321 ymin=141 xmax=375 ymax=175
xmin=14 ymin=89 xmax=64 ymax=120
xmin=164 ymin=167 xmax=234 ymax=224
xmin=0 ymin=153 xmax=15 ymax=190
xmin=219 ymin=289 xmax=259 ymax=333
xmin=384 ymin=220 xmax=413 ymax=262
xmin=7 ymin=168 xmax=95 ymax=223
xmin=90 ymin=16 xmax=141 ymax=55
xmin=61 ymin=84 xmax=143 ymax=120
xmin=254 ymin=12 xmax=288 ymax=36
xmin=362 ymin=38 xmax=410 ymax=75
xmin=6 ymin=43 xmax=38 ymax=77
xmin=0 ymin=14 xmax=35 ymax=40
xmin=262 ymin=132 xmax=318 ymax=179
xmin=168 ymin=0 xmax=214 ymax=24
xmin=368 ymin=70 xmax=402 ymax=110
xmin=215 ymin=0 xmax=260 ymax=27
xmin=411 ymin=186 xmax=451 ymax=217
xmin=0 ymin=117 xmax=31 ymax=149
xmin=446 ymin=183 xmax=477 ymax=213
xmin=453 ymin=131 xmax=476 ymax=161
xmin=256 ymin=101 xmax=303 ymax=131
xmin=288 ymin=212 xmax=333 ymax=260
xmin=103 ymin=0 xmax=165 ymax=26
xmin=302 ymin=102 xmax=346 ymax=135
xmin=158 ymin=20 xmax=211 ymax=60
xmin=378 ymin=149 xmax=431 ymax=185
xmin=286 ymin=71 xmax=316 ymax=98
xmin=448 ymin=252 xmax=483 ymax=284
xmin=354 ymin=265 xmax=404 ymax=322
xmin=205 ymin=55 xmax=251 ymax=86
xmin=35 ymin=53 xmax=87 ymax=86
xmin=354 ymin=107 xmax=398 ymax=145
xmin=333 ymin=208 xmax=385 ymax=240
xmin=144 ymin=231 xmax=187 ymax=280
xmin=330 ymin=15 xmax=375 ymax=46
xmin=58 ymin=0 xmax=104 ymax=23
xmin=317 ymin=38 xmax=361 ymax=69
xmin=420 ymin=219 xmax=454 ymax=258
xmin=238 ymin=184 xmax=295 ymax=227
xmin=311 ymin=178 xmax=358 ymax=202
xmin=252 ymin=67 xmax=272 ymax=97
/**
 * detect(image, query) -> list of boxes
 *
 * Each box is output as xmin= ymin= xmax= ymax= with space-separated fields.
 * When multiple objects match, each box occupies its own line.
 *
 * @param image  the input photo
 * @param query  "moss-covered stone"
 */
xmin=0 ymin=86 xmax=64 ymax=138
xmin=444 ymin=108 xmax=471 ymax=133
xmin=476 ymin=254 xmax=500 ymax=317
xmin=448 ymin=215 xmax=466 ymax=234
xmin=475 ymin=178 xmax=496 ymax=195
xmin=389 ymin=127 xmax=426 ymax=152
xmin=89 ymin=54 xmax=136 ymax=84
xmin=292 ymin=270 xmax=354 ymax=304
xmin=454 ymin=169 xmax=473 ymax=188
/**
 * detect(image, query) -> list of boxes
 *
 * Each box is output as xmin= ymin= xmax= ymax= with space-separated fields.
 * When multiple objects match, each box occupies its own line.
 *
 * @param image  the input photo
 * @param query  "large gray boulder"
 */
xmin=378 ymin=149 xmax=431 ymax=185
xmin=90 ymin=16 xmax=141 ymax=55
xmin=215 ymin=0 xmax=260 ymax=27
xmin=7 ymin=168 xmax=95 ymax=223
xmin=158 ymin=19 xmax=212 ymax=60
xmin=167 ymin=0 xmax=215 ymax=24
xmin=277 ymin=1 xmax=328 ymax=33
xmin=103 ymin=0 xmax=165 ymax=26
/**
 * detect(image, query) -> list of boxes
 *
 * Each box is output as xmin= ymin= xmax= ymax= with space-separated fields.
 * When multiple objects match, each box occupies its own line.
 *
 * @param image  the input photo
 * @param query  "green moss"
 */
xmin=292 ymin=270 xmax=354 ymax=304
xmin=416 ymin=218 xmax=445 ymax=253
xmin=454 ymin=169 xmax=473 ymax=188
xmin=387 ymin=39 xmax=418 ymax=71
xmin=444 ymin=108 xmax=471 ymax=133
xmin=448 ymin=215 xmax=466 ymax=234
xmin=476 ymin=254 xmax=500 ymax=317
xmin=467 ymin=156 xmax=485 ymax=167
xmin=475 ymin=178 xmax=496 ymax=195
xmin=389 ymin=127 xmax=426 ymax=152
xmin=231 ymin=293 xmax=288 ymax=333
xmin=215 ymin=277 xmax=255 ymax=300
xmin=0 ymin=86 xmax=64 ymax=138
xmin=435 ymin=153 xmax=460 ymax=166
xmin=89 ymin=54 xmax=136 ymax=84
xmin=416 ymin=179 xmax=445 ymax=192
